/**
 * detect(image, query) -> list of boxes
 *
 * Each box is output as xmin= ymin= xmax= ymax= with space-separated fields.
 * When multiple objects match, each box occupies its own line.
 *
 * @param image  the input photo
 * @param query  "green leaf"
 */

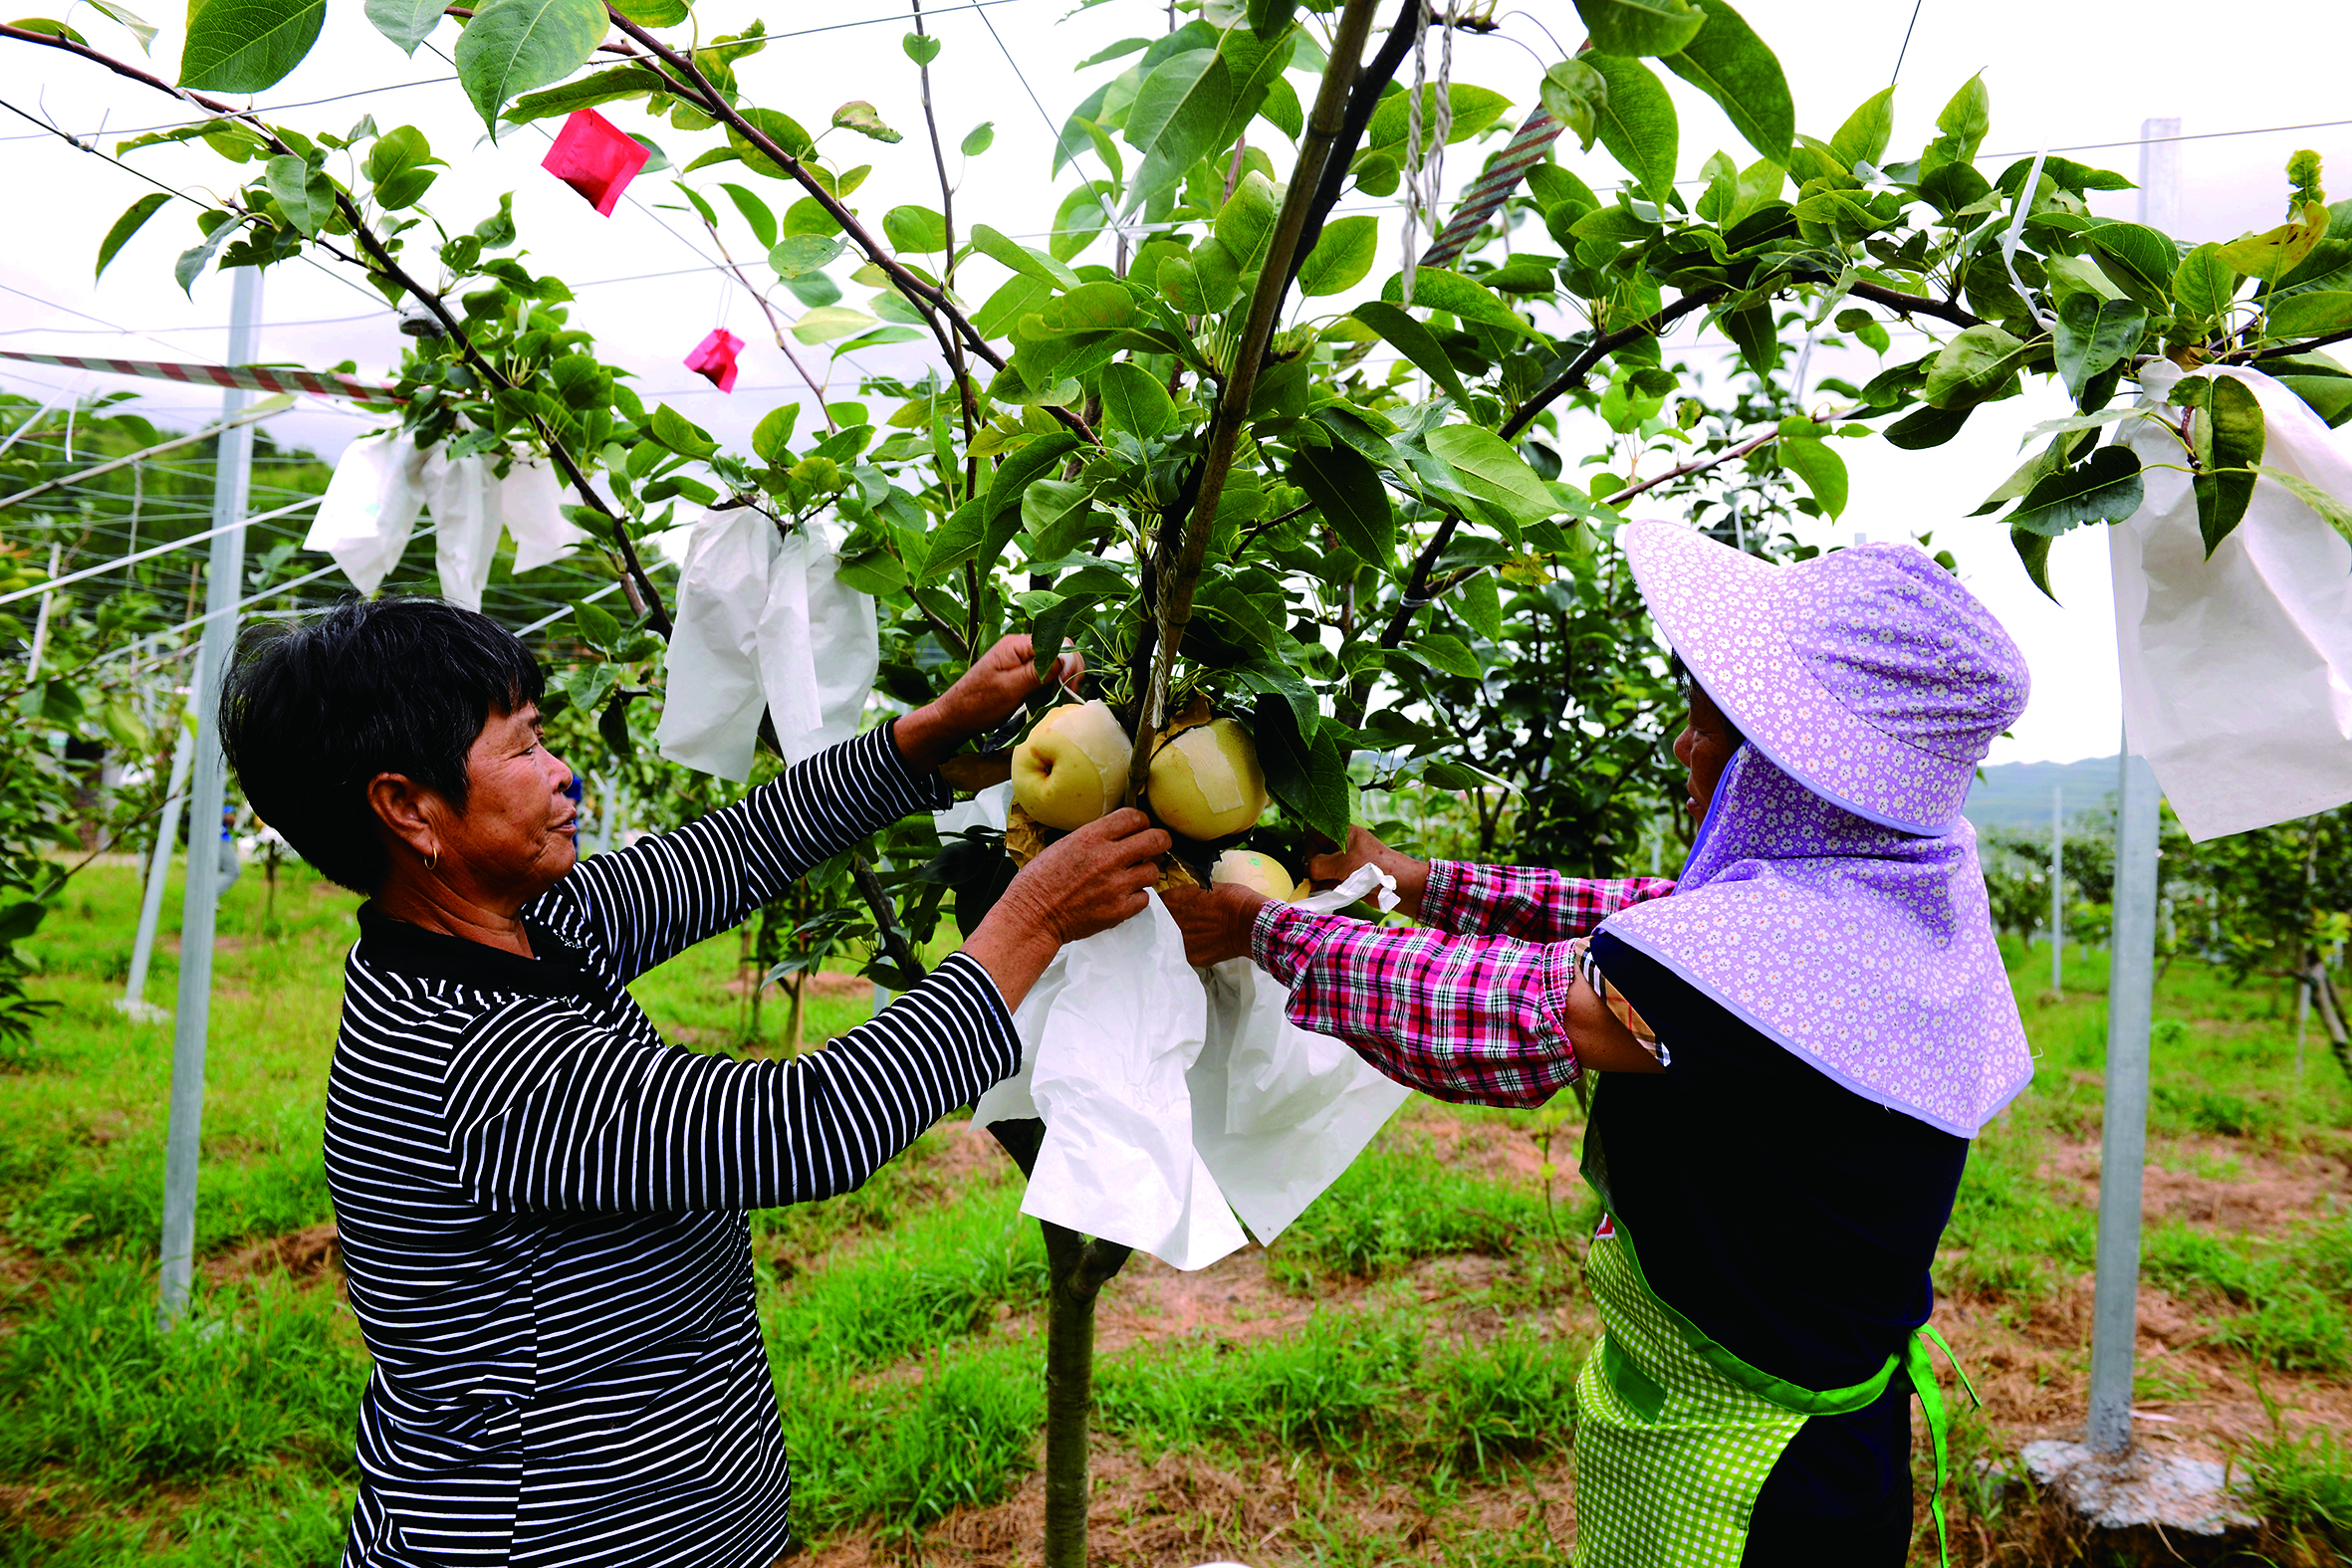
xmin=791 ymin=306 xmax=877 ymax=344
xmin=1290 ymin=441 xmax=1395 ymax=565
xmin=1883 ymin=403 xmax=1972 ymax=449
xmin=1828 ymin=85 xmax=1895 ymax=173
xmin=174 ymin=219 xmax=234 ymax=297
xmin=265 ymin=151 xmax=335 ymax=236
xmin=712 ymin=182 xmax=777 ymax=250
xmin=768 ymin=234 xmax=844 ymax=280
xmin=650 ymin=402 xmax=719 ymax=459
xmin=751 ymin=403 xmax=799 ymax=464
xmin=13 ymin=15 xmax=86 ymax=43
xmin=969 ymin=223 xmax=1080 ymax=290
xmin=782 ymin=196 xmax=841 ymax=240
xmin=1922 ymin=324 xmax=2027 ymax=409
xmin=1384 ymin=267 xmax=1533 ymax=337
xmin=1585 ymin=53 xmax=1678 ymax=204
xmin=179 ymin=0 xmax=325 ymax=92
xmin=1039 ymin=279 xmax=1135 ymax=332
xmin=1297 ymin=213 xmax=1377 ymax=297
xmin=1660 ymin=0 xmax=1790 ymax=166
xmin=2011 ymin=526 xmax=2058 ymax=601
xmin=1028 ymin=592 xmax=1100 ymax=678
xmin=1975 ymin=431 xmax=2094 ymax=516
xmin=729 ymin=107 xmax=816 ymax=177
xmin=1350 ymin=301 xmax=1468 ymax=403
xmin=1777 ymin=434 xmax=1847 ymax=518
xmin=1571 ymin=0 xmax=1703 ymax=57
xmin=609 ymin=0 xmax=684 ymax=20
xmin=971 ymin=273 xmax=1051 ymax=338
xmin=2050 ymin=294 xmax=2147 ymax=399
xmin=1022 ymin=480 xmax=1095 ymax=557
xmin=85 ymin=0 xmax=155 ymax=49
xmin=1539 ymin=59 xmax=1607 ymax=153
xmin=902 ymin=29 xmax=939 ymax=64
xmin=1363 ymin=83 xmax=1514 ymax=150
xmin=2268 ymin=291 xmax=2352 ymax=342
xmin=961 ymin=121 xmax=994 ymax=157
xmin=2258 ymin=464 xmax=2352 ymax=543
xmin=831 ymin=101 xmax=902 ymax=144
xmin=452 ymin=0 xmax=606 ymax=131
xmin=1922 ymin=72 xmax=1989 ymax=174
xmin=500 ymin=64 xmax=666 ymax=121
xmin=1215 ymin=171 xmax=1281 ymax=272
xmin=1456 ymin=567 xmax=1502 ymax=642
xmin=2172 ymin=241 xmax=2237 ymax=321
xmin=925 ymin=497 xmax=987 ymax=573
xmin=2081 ymin=222 xmax=2178 ymax=308
xmin=1425 ymin=425 xmax=1556 ymax=526
xmin=364 ymin=0 xmax=443 ymax=54
xmin=1246 ymin=0 xmax=1294 ymax=40
xmin=2192 ymin=375 xmax=2264 ymax=555
xmin=1407 ymin=633 xmax=1481 ymax=680
xmin=1122 ymin=48 xmax=1232 ymax=193
xmin=986 ymin=431 xmax=1081 ymax=553
xmin=2278 ymin=374 xmax=2352 ymax=429
xmin=1099 ymin=360 xmax=1176 ymax=440
xmin=2005 ymin=445 xmax=2144 ymax=537
xmin=95 ymin=193 xmax=169 ymax=280
xmin=882 ymin=204 xmax=948 ymax=253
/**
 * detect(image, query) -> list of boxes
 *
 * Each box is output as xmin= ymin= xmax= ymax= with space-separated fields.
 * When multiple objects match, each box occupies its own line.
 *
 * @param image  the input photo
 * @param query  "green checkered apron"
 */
xmin=1574 ymin=1214 xmax=1974 ymax=1568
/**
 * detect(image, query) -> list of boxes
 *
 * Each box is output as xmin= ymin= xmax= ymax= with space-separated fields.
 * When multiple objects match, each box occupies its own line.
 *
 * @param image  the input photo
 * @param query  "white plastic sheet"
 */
xmin=2111 ymin=364 xmax=2352 ymax=840
xmin=1006 ymin=893 xmax=1249 ymax=1271
xmin=973 ymin=861 xmax=1410 ymax=1266
xmin=304 ymin=432 xmax=426 ymax=595
xmin=307 ymin=438 xmax=584 ymax=604
xmin=653 ymin=509 xmax=879 ymax=782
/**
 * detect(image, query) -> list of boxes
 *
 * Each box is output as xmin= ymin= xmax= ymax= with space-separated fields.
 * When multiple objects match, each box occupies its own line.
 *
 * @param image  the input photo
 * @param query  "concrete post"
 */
xmin=119 ymin=672 xmax=198 ymax=1016
xmin=2050 ymin=785 xmax=2064 ymax=996
xmin=158 ymin=265 xmax=260 ymax=1326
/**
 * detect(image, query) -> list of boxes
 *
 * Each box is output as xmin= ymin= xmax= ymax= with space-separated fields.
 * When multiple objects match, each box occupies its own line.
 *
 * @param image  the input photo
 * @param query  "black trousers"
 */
xmin=1742 ymin=1368 xmax=1916 ymax=1567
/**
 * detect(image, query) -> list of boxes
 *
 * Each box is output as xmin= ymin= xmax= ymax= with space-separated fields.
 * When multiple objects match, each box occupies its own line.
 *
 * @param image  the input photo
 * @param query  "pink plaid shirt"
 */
xmin=1249 ymin=861 xmax=1676 ymax=1108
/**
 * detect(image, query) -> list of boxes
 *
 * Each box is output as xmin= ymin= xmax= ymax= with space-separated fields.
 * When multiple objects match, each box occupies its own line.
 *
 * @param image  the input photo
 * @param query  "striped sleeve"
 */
xmin=552 ymin=723 xmax=950 ymax=984
xmin=446 ymin=954 xmax=1017 ymax=1212
xmin=1418 ymin=860 xmax=1676 ymax=942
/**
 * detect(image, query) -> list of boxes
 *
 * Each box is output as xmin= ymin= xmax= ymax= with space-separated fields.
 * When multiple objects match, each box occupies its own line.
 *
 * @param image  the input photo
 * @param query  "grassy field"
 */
xmin=2 ymin=857 xmax=2348 ymax=1565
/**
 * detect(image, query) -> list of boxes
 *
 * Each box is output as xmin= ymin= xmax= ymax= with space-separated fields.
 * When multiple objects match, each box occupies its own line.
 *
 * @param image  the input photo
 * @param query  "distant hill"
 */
xmin=1963 ymin=756 xmax=2122 ymax=832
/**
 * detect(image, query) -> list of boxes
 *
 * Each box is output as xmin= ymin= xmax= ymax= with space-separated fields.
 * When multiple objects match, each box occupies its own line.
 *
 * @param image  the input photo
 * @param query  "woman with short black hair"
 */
xmin=223 ymin=596 xmax=1165 ymax=1568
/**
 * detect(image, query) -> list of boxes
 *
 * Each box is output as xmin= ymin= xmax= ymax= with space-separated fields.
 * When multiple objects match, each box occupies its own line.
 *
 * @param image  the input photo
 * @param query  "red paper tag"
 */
xmin=541 ymin=110 xmax=651 ymax=218
xmin=684 ymin=329 xmax=744 ymax=393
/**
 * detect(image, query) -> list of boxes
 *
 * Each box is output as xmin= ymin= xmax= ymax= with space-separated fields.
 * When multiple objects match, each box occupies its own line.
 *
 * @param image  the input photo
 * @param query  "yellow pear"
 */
xmin=1211 ymin=848 xmax=1295 ymax=901
xmin=1011 ymin=700 xmax=1132 ymax=829
xmin=1147 ymin=717 xmax=1268 ymax=840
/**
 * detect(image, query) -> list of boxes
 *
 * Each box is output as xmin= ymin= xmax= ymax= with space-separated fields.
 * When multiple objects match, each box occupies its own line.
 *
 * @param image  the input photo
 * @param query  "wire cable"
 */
xmin=1889 ymin=0 xmax=1926 ymax=87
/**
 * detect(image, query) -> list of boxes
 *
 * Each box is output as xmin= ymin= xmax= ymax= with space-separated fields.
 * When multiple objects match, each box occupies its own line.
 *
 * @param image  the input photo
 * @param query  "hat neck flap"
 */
xmin=1599 ymin=745 xmax=2032 ymax=1139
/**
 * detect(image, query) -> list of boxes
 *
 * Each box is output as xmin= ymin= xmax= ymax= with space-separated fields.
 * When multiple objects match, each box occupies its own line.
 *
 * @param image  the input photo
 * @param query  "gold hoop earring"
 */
xmin=425 ymin=847 xmax=439 ymax=871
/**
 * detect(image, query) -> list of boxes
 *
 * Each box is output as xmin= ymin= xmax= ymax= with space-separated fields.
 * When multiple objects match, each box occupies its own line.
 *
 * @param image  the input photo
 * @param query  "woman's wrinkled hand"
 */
xmin=893 ymin=634 xmax=1085 ymax=771
xmin=1160 ymin=882 xmax=1269 ymax=968
xmin=963 ymin=810 xmax=1169 ymax=1008
xmin=1303 ymin=825 xmax=1432 ymax=918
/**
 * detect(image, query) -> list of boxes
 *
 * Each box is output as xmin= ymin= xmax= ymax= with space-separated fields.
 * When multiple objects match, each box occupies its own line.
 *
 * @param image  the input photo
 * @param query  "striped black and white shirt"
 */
xmin=324 ymin=725 xmax=1019 ymax=1568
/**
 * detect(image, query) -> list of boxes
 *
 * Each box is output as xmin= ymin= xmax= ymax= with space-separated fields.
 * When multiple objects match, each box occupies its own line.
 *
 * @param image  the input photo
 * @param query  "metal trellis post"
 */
xmin=2050 ymin=785 xmax=2064 ymax=996
xmin=119 ymin=670 xmax=199 ymax=1018
xmin=158 ymin=265 xmax=262 ymax=1327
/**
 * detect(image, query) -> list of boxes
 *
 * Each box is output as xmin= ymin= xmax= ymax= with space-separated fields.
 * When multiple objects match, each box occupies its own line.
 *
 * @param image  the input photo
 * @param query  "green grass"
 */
xmin=2 ymin=862 xmax=2349 ymax=1564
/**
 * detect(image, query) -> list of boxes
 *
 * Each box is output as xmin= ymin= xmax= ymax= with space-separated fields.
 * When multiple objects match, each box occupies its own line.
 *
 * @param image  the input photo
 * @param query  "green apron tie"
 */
xmin=1903 ymin=1323 xmax=1982 ymax=1568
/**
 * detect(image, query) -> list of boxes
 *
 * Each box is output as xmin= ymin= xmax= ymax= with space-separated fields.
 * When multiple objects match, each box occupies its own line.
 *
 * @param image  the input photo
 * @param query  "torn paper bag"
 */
xmin=984 ymin=893 xmax=1249 ymax=1271
xmin=2112 ymin=364 xmax=2352 ymax=839
xmin=654 ymin=509 xmax=879 ymax=782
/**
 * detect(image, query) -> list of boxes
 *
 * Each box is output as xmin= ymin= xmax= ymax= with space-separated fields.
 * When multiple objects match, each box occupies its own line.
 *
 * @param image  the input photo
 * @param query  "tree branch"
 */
xmin=1120 ymin=0 xmax=1384 ymax=800
xmin=1282 ymin=0 xmax=1425 ymax=301
xmin=1844 ymin=281 xmax=1986 ymax=332
xmin=1498 ymin=288 xmax=1727 ymax=441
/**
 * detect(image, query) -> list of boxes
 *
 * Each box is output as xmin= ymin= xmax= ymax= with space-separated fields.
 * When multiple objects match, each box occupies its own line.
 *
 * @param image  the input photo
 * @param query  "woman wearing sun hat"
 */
xmin=1168 ymin=519 xmax=2034 ymax=1567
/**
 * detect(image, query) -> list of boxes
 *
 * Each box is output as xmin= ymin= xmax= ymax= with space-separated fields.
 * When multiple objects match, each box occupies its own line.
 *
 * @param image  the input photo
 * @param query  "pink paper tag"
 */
xmin=684 ymin=329 xmax=744 ymax=392
xmin=541 ymin=110 xmax=651 ymax=218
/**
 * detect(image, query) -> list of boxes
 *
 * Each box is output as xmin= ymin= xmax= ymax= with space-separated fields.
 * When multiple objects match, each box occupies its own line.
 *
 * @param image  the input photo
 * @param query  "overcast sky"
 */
xmin=8 ymin=0 xmax=2352 ymax=765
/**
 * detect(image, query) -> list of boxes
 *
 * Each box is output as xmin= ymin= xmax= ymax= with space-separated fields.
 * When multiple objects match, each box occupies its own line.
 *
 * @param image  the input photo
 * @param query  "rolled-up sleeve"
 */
xmin=1419 ymin=860 xmax=1675 ymax=942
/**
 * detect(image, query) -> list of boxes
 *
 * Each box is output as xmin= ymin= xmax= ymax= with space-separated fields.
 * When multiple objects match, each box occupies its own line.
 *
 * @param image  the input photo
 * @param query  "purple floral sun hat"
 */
xmin=1620 ymin=520 xmax=2031 ymax=834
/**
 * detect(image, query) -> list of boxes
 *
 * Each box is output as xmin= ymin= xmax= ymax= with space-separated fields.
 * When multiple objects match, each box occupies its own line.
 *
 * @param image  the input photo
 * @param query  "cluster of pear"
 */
xmin=1208 ymin=847 xmax=1302 ymax=902
xmin=1011 ymin=700 xmax=1270 ymax=842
